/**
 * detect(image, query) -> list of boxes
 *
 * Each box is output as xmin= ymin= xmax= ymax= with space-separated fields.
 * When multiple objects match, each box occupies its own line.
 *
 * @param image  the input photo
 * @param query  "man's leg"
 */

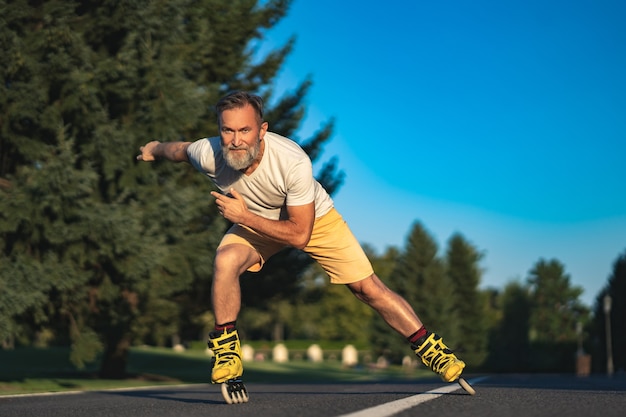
xmin=211 ymin=243 xmax=260 ymax=325
xmin=305 ymin=210 xmax=465 ymax=383
xmin=208 ymin=223 xmax=286 ymax=403
xmin=347 ymin=274 xmax=465 ymax=382
xmin=207 ymin=243 xmax=260 ymax=403
xmin=346 ymin=274 xmax=423 ymax=337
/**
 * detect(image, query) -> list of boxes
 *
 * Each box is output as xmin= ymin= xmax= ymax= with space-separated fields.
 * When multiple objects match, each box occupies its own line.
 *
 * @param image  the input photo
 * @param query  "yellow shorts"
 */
xmin=218 ymin=208 xmax=374 ymax=284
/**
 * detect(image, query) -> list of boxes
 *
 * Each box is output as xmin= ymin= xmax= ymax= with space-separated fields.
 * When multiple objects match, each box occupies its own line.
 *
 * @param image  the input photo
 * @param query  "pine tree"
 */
xmin=1 ymin=0 xmax=342 ymax=377
xmin=397 ymin=222 xmax=456 ymax=337
xmin=485 ymin=282 xmax=531 ymax=372
xmin=445 ymin=233 xmax=488 ymax=367
xmin=527 ymin=258 xmax=588 ymax=371
xmin=314 ymin=280 xmax=375 ymax=344
xmin=527 ymin=258 xmax=585 ymax=343
xmin=370 ymin=221 xmax=455 ymax=363
xmin=590 ymin=250 xmax=626 ymax=373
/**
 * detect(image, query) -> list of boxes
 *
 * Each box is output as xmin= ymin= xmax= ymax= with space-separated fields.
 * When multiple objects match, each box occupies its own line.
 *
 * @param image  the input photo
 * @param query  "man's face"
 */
xmin=219 ymin=104 xmax=268 ymax=171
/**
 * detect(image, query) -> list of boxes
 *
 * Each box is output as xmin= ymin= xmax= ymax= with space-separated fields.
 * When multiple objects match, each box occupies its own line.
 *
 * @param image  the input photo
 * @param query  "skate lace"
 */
xmin=208 ymin=332 xmax=241 ymax=367
xmin=417 ymin=335 xmax=456 ymax=374
xmin=421 ymin=346 xmax=455 ymax=373
xmin=213 ymin=341 xmax=241 ymax=366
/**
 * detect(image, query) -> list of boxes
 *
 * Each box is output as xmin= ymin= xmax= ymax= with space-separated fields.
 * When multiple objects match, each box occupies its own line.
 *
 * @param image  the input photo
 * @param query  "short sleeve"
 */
xmin=285 ymin=157 xmax=316 ymax=206
xmin=186 ymin=137 xmax=217 ymax=174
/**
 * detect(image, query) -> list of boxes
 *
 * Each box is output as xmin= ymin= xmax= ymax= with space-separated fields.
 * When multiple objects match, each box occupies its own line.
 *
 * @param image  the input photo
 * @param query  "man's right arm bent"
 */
xmin=136 ymin=141 xmax=191 ymax=163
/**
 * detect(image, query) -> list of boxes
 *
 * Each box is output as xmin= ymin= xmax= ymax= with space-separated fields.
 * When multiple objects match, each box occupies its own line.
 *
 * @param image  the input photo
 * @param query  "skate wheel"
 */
xmin=458 ymin=377 xmax=475 ymax=395
xmin=221 ymin=379 xmax=249 ymax=404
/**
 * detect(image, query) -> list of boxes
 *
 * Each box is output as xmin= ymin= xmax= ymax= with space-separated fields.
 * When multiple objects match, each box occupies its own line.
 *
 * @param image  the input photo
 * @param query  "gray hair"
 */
xmin=216 ymin=91 xmax=264 ymax=124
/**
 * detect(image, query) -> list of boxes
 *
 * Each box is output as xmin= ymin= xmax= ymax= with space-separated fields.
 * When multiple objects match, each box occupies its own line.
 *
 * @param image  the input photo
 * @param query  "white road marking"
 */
xmin=336 ymin=377 xmax=488 ymax=417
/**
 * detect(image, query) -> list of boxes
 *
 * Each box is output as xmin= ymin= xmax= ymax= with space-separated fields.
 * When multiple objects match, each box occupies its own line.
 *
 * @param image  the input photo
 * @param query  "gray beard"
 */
xmin=222 ymin=139 xmax=261 ymax=171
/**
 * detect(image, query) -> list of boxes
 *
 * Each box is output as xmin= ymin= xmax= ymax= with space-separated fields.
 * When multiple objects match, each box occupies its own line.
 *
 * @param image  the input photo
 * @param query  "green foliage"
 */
xmin=365 ymin=244 xmax=399 ymax=283
xmin=0 ymin=0 xmax=345 ymax=378
xmin=69 ymin=327 xmax=103 ymax=369
xmin=484 ymin=281 xmax=531 ymax=372
xmin=239 ymin=260 xmax=373 ymax=345
xmin=369 ymin=222 xmax=456 ymax=363
xmin=605 ymin=251 xmax=626 ymax=372
xmin=394 ymin=222 xmax=455 ymax=334
xmin=590 ymin=250 xmax=626 ymax=373
xmin=312 ymin=282 xmax=374 ymax=343
xmin=445 ymin=233 xmax=488 ymax=367
xmin=1 ymin=1 xmax=619 ymax=381
xmin=527 ymin=258 xmax=587 ymax=343
xmin=485 ymin=258 xmax=591 ymax=372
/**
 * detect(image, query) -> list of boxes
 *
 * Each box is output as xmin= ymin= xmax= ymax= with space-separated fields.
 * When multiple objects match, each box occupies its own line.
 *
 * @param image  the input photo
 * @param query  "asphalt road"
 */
xmin=2 ymin=374 xmax=625 ymax=417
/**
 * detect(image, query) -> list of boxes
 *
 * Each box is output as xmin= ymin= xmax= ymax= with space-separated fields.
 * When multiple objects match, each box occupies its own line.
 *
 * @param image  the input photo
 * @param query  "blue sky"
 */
xmin=260 ymin=0 xmax=626 ymax=306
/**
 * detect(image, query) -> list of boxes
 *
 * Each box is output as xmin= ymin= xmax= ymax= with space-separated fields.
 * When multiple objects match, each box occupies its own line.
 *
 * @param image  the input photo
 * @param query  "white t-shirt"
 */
xmin=187 ymin=132 xmax=334 ymax=220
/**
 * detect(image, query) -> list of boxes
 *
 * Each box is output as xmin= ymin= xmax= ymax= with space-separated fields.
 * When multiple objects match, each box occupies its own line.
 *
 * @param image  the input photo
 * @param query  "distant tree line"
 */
xmin=1 ymin=1 xmax=624 ymax=378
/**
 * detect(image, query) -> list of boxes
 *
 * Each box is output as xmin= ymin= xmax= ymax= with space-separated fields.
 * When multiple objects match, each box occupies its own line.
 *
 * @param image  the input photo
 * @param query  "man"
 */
xmin=137 ymin=91 xmax=468 ymax=404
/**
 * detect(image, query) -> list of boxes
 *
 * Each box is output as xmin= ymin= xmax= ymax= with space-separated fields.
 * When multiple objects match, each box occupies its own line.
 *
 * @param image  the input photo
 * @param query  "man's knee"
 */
xmin=215 ymin=244 xmax=260 ymax=276
xmin=347 ymin=274 xmax=388 ymax=302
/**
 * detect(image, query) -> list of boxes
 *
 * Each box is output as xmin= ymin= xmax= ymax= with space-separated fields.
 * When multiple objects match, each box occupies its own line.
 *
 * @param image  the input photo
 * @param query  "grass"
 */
xmin=0 ymin=346 xmax=431 ymax=396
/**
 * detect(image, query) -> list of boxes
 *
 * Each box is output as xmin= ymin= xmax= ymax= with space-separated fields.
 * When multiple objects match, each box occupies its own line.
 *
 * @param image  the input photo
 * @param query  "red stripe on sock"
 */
xmin=408 ymin=326 xmax=428 ymax=344
xmin=215 ymin=321 xmax=236 ymax=332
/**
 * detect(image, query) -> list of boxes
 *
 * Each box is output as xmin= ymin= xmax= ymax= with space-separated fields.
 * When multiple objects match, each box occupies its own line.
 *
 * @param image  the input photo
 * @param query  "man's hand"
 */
xmin=136 ymin=141 xmax=160 ymax=162
xmin=211 ymin=189 xmax=250 ymax=224
xmin=136 ymin=141 xmax=190 ymax=163
xmin=212 ymin=188 xmax=315 ymax=249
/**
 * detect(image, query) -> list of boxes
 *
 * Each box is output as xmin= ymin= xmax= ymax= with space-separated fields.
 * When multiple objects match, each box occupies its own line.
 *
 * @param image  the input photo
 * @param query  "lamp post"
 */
xmin=576 ymin=321 xmax=583 ymax=356
xmin=603 ymin=294 xmax=614 ymax=376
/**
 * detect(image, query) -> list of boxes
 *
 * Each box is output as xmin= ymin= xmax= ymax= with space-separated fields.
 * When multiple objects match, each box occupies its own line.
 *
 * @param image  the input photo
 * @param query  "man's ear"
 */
xmin=260 ymin=121 xmax=269 ymax=138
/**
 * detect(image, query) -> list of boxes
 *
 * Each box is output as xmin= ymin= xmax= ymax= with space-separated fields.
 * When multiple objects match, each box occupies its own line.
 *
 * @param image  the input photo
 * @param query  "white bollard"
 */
xmin=376 ymin=356 xmax=389 ymax=369
xmin=402 ymin=355 xmax=417 ymax=369
xmin=342 ymin=344 xmax=359 ymax=367
xmin=307 ymin=344 xmax=324 ymax=362
xmin=273 ymin=343 xmax=289 ymax=363
xmin=242 ymin=344 xmax=255 ymax=362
